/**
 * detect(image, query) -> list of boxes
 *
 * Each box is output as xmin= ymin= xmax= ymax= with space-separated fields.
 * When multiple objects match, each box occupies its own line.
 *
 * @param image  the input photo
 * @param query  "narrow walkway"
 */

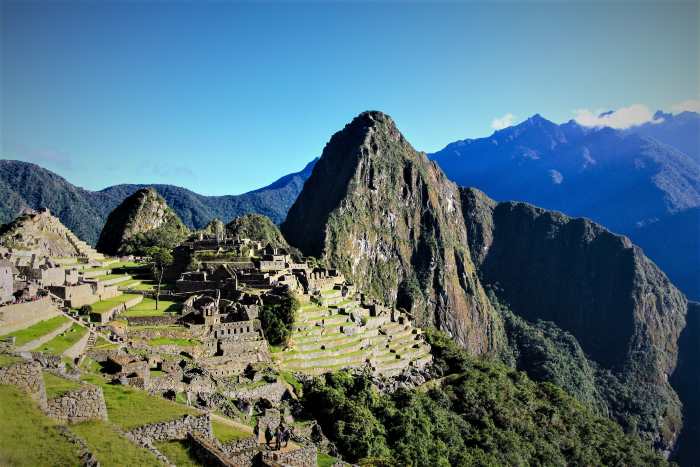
xmin=18 ymin=320 xmax=73 ymax=352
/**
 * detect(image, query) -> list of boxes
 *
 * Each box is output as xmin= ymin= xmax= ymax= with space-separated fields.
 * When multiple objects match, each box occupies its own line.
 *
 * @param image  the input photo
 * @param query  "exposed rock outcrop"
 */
xmin=96 ymin=187 xmax=188 ymax=255
xmin=282 ymin=111 xmax=501 ymax=354
xmin=461 ymin=186 xmax=687 ymax=452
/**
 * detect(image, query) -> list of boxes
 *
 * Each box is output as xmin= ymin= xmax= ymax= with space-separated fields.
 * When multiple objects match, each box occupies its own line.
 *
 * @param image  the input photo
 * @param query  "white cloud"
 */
xmin=670 ymin=98 xmax=700 ymax=114
xmin=573 ymin=104 xmax=662 ymax=129
xmin=491 ymin=113 xmax=516 ymax=130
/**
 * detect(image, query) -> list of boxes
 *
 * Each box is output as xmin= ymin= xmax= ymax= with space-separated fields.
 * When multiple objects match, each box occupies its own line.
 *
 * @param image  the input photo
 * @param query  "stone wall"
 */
xmin=127 ymin=413 xmax=212 ymax=443
xmin=0 ymin=360 xmax=47 ymax=408
xmin=45 ymin=384 xmax=108 ymax=423
xmin=125 ymin=315 xmax=178 ymax=327
xmin=49 ymin=284 xmax=98 ymax=308
xmin=226 ymin=382 xmax=289 ymax=404
xmin=0 ymin=298 xmax=60 ymax=335
xmin=188 ymin=433 xmax=240 ymax=467
xmin=261 ymin=445 xmax=317 ymax=467
xmin=212 ymin=319 xmax=261 ymax=339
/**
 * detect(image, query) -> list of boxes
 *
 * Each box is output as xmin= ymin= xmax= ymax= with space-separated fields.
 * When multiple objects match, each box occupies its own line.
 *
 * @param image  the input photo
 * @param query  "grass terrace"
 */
xmin=1 ymin=315 xmax=70 ymax=347
xmin=212 ymin=420 xmax=252 ymax=443
xmin=0 ymin=384 xmax=81 ymax=466
xmin=96 ymin=274 xmax=131 ymax=283
xmin=90 ymin=294 xmax=141 ymax=314
xmin=81 ymin=373 xmax=199 ymax=429
xmin=93 ymin=336 xmax=119 ymax=351
xmin=43 ymin=371 xmax=82 ymax=399
xmin=117 ymin=279 xmax=142 ymax=289
xmin=70 ymin=420 xmax=161 ymax=467
xmin=155 ymin=441 xmax=201 ymax=467
xmin=122 ymin=298 xmax=181 ymax=317
xmin=37 ymin=324 xmax=87 ymax=356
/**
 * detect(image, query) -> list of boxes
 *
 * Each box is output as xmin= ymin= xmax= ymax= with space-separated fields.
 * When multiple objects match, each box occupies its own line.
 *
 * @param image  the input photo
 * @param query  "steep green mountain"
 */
xmin=0 ymin=159 xmax=316 ymax=246
xmin=283 ymin=111 xmax=690 ymax=457
xmin=226 ymin=213 xmax=288 ymax=248
xmin=96 ymin=188 xmax=189 ymax=255
xmin=461 ymin=187 xmax=687 ymax=453
xmin=281 ymin=111 xmax=501 ymax=355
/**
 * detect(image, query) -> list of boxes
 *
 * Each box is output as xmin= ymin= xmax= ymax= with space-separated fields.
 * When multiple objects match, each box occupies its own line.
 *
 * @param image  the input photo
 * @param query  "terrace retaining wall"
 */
xmin=127 ymin=413 xmax=212 ymax=443
xmin=0 ymin=360 xmax=47 ymax=408
xmin=261 ymin=445 xmax=317 ymax=467
xmin=0 ymin=298 xmax=60 ymax=335
xmin=46 ymin=384 xmax=108 ymax=423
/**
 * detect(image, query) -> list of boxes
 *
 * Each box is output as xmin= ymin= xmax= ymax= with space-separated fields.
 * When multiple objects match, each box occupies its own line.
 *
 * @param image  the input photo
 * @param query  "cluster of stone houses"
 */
xmin=0 ymin=209 xmax=127 ymax=309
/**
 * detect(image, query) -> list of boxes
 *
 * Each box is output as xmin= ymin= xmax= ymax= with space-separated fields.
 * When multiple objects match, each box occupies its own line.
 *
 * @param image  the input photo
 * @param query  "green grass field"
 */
xmin=70 ymin=421 xmax=161 ymax=467
xmin=0 ymin=385 xmax=81 ymax=466
xmin=96 ymin=274 xmax=130 ymax=283
xmin=90 ymin=294 xmax=141 ymax=314
xmin=155 ymin=441 xmax=202 ymax=467
xmin=122 ymin=298 xmax=181 ymax=317
xmin=37 ymin=324 xmax=87 ymax=356
xmin=81 ymin=373 xmax=199 ymax=429
xmin=43 ymin=371 xmax=82 ymax=399
xmin=212 ymin=420 xmax=251 ymax=443
xmin=317 ymin=452 xmax=339 ymax=467
xmin=1 ymin=315 xmax=70 ymax=346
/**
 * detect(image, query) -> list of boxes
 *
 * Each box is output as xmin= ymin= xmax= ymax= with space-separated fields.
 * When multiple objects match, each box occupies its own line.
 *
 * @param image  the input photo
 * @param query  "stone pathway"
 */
xmin=18 ymin=320 xmax=74 ymax=352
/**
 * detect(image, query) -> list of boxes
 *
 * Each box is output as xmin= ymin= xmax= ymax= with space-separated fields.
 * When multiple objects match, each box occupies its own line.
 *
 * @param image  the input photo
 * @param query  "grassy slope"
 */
xmin=212 ymin=420 xmax=251 ymax=443
xmin=43 ymin=371 xmax=81 ymax=399
xmin=82 ymin=373 xmax=199 ymax=429
xmin=70 ymin=421 xmax=161 ymax=467
xmin=1 ymin=315 xmax=70 ymax=346
xmin=37 ymin=324 xmax=87 ymax=355
xmin=0 ymin=385 xmax=80 ymax=466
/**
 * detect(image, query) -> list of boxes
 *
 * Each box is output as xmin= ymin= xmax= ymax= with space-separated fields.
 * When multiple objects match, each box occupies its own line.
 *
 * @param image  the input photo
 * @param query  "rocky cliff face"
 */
xmin=96 ymin=188 xmax=188 ymax=255
xmin=670 ymin=302 xmax=700 ymax=465
xmin=282 ymin=111 xmax=501 ymax=354
xmin=461 ymin=187 xmax=687 ymax=452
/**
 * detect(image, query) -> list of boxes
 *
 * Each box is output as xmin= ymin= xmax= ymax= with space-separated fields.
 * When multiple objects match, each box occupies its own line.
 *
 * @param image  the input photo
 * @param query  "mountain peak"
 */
xmin=96 ymin=186 xmax=188 ymax=255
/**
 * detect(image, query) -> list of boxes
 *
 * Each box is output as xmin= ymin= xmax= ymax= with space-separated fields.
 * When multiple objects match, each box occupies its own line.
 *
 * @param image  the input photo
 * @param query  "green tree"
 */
xmin=145 ymin=246 xmax=173 ymax=310
xmin=260 ymin=289 xmax=299 ymax=346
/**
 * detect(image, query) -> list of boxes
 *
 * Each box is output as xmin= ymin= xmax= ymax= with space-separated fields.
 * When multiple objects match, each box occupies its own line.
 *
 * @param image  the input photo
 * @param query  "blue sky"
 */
xmin=1 ymin=1 xmax=698 ymax=195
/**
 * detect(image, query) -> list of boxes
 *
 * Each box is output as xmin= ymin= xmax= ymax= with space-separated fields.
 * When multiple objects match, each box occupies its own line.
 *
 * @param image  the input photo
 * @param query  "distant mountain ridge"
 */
xmin=429 ymin=111 xmax=700 ymax=299
xmin=0 ymin=158 xmax=316 ymax=246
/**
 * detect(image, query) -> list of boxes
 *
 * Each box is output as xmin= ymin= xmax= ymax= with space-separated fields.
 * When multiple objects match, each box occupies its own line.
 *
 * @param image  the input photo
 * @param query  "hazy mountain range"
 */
xmin=429 ymin=111 xmax=700 ymax=299
xmin=0 ymin=158 xmax=316 ymax=246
